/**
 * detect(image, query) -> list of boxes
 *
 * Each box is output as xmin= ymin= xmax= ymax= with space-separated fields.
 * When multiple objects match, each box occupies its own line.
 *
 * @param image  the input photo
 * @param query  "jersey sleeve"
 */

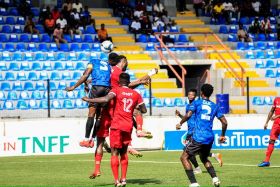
xmin=87 ymin=60 xmax=93 ymax=69
xmin=109 ymin=88 xmax=117 ymax=96
xmin=185 ymin=104 xmax=189 ymax=113
xmin=215 ymin=105 xmax=224 ymax=119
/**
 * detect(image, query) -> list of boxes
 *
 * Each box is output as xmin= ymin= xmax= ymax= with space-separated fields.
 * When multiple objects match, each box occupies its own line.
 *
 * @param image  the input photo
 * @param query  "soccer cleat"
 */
xmin=103 ymin=141 xmax=111 ymax=153
xmin=193 ymin=166 xmax=202 ymax=174
xmin=120 ymin=179 xmax=127 ymax=187
xmin=137 ymin=130 xmax=153 ymax=139
xmin=114 ymin=180 xmax=122 ymax=187
xmin=258 ymin=161 xmax=270 ymax=167
xmin=79 ymin=140 xmax=91 ymax=148
xmin=88 ymin=139 xmax=94 ymax=148
xmin=189 ymin=183 xmax=200 ymax=187
xmin=128 ymin=147 xmax=143 ymax=158
xmin=214 ymin=153 xmax=223 ymax=167
xmin=212 ymin=177 xmax=220 ymax=187
xmin=89 ymin=172 xmax=101 ymax=179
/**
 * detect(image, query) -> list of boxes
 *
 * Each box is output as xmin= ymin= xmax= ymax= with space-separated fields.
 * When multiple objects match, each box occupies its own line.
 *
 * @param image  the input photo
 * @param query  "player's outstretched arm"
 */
xmin=176 ymin=111 xmax=192 ymax=130
xmin=128 ymin=68 xmax=158 ymax=89
xmin=218 ymin=116 xmax=228 ymax=143
xmin=82 ymin=93 xmax=115 ymax=103
xmin=264 ymin=107 xmax=275 ymax=129
xmin=175 ymin=110 xmax=184 ymax=119
xmin=65 ymin=68 xmax=92 ymax=91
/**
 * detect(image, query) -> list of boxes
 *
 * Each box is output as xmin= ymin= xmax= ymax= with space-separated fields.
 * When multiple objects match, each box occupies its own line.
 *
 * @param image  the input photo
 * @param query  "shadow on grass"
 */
xmin=127 ymin=178 xmax=162 ymax=185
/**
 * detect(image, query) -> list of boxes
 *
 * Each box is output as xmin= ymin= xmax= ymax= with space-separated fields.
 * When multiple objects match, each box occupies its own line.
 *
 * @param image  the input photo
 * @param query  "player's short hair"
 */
xmin=201 ymin=84 xmax=214 ymax=97
xmin=188 ymin=88 xmax=197 ymax=95
xmin=108 ymin=52 xmax=119 ymax=66
xmin=119 ymin=73 xmax=130 ymax=85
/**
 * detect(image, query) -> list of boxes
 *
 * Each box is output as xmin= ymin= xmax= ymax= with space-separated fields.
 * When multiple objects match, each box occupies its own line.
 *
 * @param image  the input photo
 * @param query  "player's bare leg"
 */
xmin=80 ymin=106 xmax=96 ymax=148
xmin=209 ymin=152 xmax=223 ymax=167
xmin=111 ymin=148 xmax=121 ymax=187
xmin=120 ymin=146 xmax=128 ymax=187
xmin=89 ymin=137 xmax=105 ymax=179
xmin=133 ymin=109 xmax=152 ymax=139
xmin=200 ymin=155 xmax=220 ymax=187
xmin=180 ymin=151 xmax=199 ymax=186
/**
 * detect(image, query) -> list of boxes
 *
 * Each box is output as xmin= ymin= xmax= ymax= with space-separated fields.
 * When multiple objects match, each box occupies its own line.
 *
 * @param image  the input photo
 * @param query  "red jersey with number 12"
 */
xmin=273 ymin=97 xmax=280 ymax=124
xmin=109 ymin=86 xmax=144 ymax=132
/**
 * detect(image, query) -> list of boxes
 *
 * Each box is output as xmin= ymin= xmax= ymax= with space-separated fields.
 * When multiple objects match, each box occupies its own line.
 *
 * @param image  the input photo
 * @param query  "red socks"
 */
xmin=264 ymin=143 xmax=274 ymax=162
xmin=120 ymin=153 xmax=128 ymax=180
xmin=94 ymin=154 xmax=102 ymax=174
xmin=135 ymin=114 xmax=143 ymax=131
xmin=111 ymin=155 xmax=119 ymax=181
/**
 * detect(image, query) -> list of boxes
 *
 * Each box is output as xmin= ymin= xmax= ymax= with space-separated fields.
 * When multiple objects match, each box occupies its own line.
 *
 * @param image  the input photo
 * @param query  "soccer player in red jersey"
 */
xmin=258 ymin=97 xmax=280 ymax=167
xmin=83 ymin=73 xmax=147 ymax=186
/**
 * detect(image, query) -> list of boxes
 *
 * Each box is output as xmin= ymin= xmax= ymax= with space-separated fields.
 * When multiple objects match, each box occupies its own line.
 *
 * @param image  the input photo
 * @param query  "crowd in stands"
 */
xmin=109 ymin=0 xmax=176 ymax=41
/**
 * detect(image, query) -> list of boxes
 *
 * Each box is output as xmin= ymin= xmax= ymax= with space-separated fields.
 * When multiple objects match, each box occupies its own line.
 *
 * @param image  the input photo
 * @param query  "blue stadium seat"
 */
xmin=256 ymin=42 xmax=266 ymax=50
xmin=6 ymin=16 xmax=15 ymax=24
xmin=248 ymin=33 xmax=256 ymax=42
xmin=83 ymin=35 xmax=94 ymax=43
xmin=9 ymin=8 xmax=19 ymax=16
xmin=12 ymin=82 xmax=23 ymax=91
xmin=7 ymin=91 xmax=18 ymax=100
xmin=73 ymin=35 xmax=82 ymax=43
xmin=219 ymin=25 xmax=228 ymax=34
xmin=92 ymin=43 xmax=101 ymax=51
xmin=39 ymin=72 xmax=49 ymax=80
xmin=256 ymin=51 xmax=265 ymax=59
xmin=58 ymin=82 xmax=67 ymax=90
xmin=72 ymin=72 xmax=82 ymax=80
xmin=0 ymin=33 xmax=7 ymax=42
xmin=170 ymin=26 xmax=179 ymax=32
xmin=63 ymin=99 xmax=74 ymax=109
xmin=17 ymin=72 xmax=27 ymax=81
xmin=19 ymin=91 xmax=30 ymax=100
xmin=38 ymin=43 xmax=48 ymax=52
xmin=35 ymin=24 xmax=45 ymax=33
xmin=24 ymin=52 xmax=33 ymax=61
xmin=57 ymin=52 xmax=67 ymax=61
xmin=68 ymin=52 xmax=77 ymax=60
xmin=16 ymin=43 xmax=26 ymax=52
xmin=9 ymin=34 xmax=18 ymax=42
xmin=49 ymin=82 xmax=57 ymax=90
xmin=34 ymin=53 xmax=45 ymax=61
xmin=122 ymin=17 xmax=130 ymax=25
xmin=5 ymin=43 xmax=15 ymax=52
xmin=246 ymin=51 xmax=255 ymax=59
xmin=148 ymin=35 xmax=157 ymax=43
xmin=267 ymin=42 xmax=275 ymax=49
xmin=13 ymin=52 xmax=22 ymax=61
xmin=50 ymin=72 xmax=61 ymax=80
xmin=138 ymin=34 xmax=148 ymax=43
xmin=5 ymin=72 xmax=16 ymax=80
xmin=236 ymin=42 xmax=245 ymax=50
xmin=62 ymin=72 xmax=72 ymax=80
xmin=271 ymin=24 xmax=277 ymax=33
xmin=163 ymin=98 xmax=174 ymax=107
xmin=4 ymin=101 xmax=15 ymax=110
xmin=267 ymin=50 xmax=275 ymax=59
xmin=276 ymin=69 xmax=280 ymax=77
xmin=60 ymin=43 xmax=69 ymax=52
xmin=0 ymin=61 xmax=7 ymax=70
xmin=0 ymin=8 xmax=8 ymax=16
xmin=227 ymin=34 xmax=237 ymax=42
xmin=39 ymin=100 xmax=49 ymax=109
xmin=0 ymin=16 xmax=4 ymax=24
xmin=230 ymin=17 xmax=238 ymax=24
xmin=268 ymin=33 xmax=276 ymax=41
xmin=13 ymin=25 xmax=22 ymax=33
xmin=31 ymin=8 xmax=40 ymax=16
xmin=24 ymin=82 xmax=34 ymax=91
xmin=27 ymin=43 xmax=37 ymax=51
xmin=0 ymin=91 xmax=5 ymax=100
xmin=152 ymin=26 xmax=158 ymax=32
xmin=252 ymin=96 xmax=263 ymax=105
xmin=28 ymin=72 xmax=38 ymax=81
xmin=20 ymin=34 xmax=29 ymax=42
xmin=75 ymin=90 xmax=86 ymax=99
xmin=54 ymin=62 xmax=64 ymax=71
xmin=41 ymin=34 xmax=51 ymax=43
xmin=177 ymin=34 xmax=188 ymax=42
xmin=42 ymin=61 xmax=53 ymax=71
xmin=35 ymin=82 xmax=46 ymax=90
xmin=77 ymin=53 xmax=88 ymax=61
xmin=1 ymin=81 xmax=11 ymax=91
xmin=90 ymin=52 xmax=98 ymax=60
xmin=65 ymin=61 xmax=74 ymax=70
xmin=31 ymin=90 xmax=42 ymax=100
xmin=9 ymin=62 xmax=19 ymax=71
xmin=0 ymin=43 xmax=4 ymax=51
xmin=66 ymin=91 xmax=75 ymax=99
xmin=263 ymin=96 xmax=273 ymax=105
xmin=31 ymin=62 xmax=42 ymax=71
xmin=85 ymin=25 xmax=96 ymax=34
xmin=75 ymin=99 xmax=87 ymax=108
xmin=276 ymin=60 xmax=280 ymax=68
xmin=0 ymin=73 xmax=3 ymax=81
xmin=2 ymin=25 xmax=11 ymax=33
xmin=16 ymin=17 xmax=25 ymax=25
xmin=152 ymin=98 xmax=163 ymax=107
xmin=265 ymin=69 xmax=275 ymax=78
xmin=2 ymin=51 xmax=11 ymax=60
xmin=29 ymin=100 xmax=39 ymax=109
xmin=70 ymin=43 xmax=80 ymax=51
xmin=46 ymin=52 xmax=55 ymax=61
xmin=145 ymin=43 xmax=155 ymax=51
xmin=49 ymin=43 xmax=58 ymax=51
xmin=52 ymin=100 xmax=62 ymax=109
xmin=229 ymin=25 xmax=238 ymax=33
xmin=258 ymin=34 xmax=266 ymax=41
xmin=76 ymin=62 xmax=85 ymax=70
xmin=81 ymin=43 xmax=91 ymax=51
xmin=270 ymin=17 xmax=277 ymax=24
xmin=43 ymin=92 xmax=54 ymax=100
xmin=275 ymin=79 xmax=280 ymax=87
xmin=255 ymin=60 xmax=265 ymax=68
xmin=63 ymin=35 xmax=72 ymax=43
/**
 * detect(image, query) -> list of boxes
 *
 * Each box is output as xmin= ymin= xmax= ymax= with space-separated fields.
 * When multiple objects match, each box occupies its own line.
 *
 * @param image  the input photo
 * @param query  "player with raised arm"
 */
xmin=82 ymin=73 xmax=147 ymax=187
xmin=258 ymin=97 xmax=280 ymax=167
xmin=175 ymin=89 xmax=223 ymax=171
xmin=176 ymin=84 xmax=228 ymax=187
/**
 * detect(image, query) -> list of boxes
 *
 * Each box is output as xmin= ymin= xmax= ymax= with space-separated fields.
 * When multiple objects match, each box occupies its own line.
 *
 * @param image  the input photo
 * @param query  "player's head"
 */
xmin=108 ymin=52 xmax=119 ymax=66
xmin=200 ymin=84 xmax=214 ymax=98
xmin=119 ymin=73 xmax=130 ymax=86
xmin=188 ymin=88 xmax=197 ymax=102
xmin=116 ymin=55 xmax=128 ymax=71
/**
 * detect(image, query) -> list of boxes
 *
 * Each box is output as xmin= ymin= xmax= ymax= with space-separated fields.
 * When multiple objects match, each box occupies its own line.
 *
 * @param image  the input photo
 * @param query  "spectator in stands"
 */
xmin=134 ymin=7 xmax=144 ymax=19
xmin=63 ymin=0 xmax=73 ymax=12
xmin=98 ymin=23 xmax=112 ymax=43
xmin=72 ymin=0 xmax=83 ymax=13
xmin=153 ymin=0 xmax=165 ymax=14
xmin=80 ymin=6 xmax=91 ymax=28
xmin=56 ymin=14 xmax=73 ymax=36
xmin=249 ymin=17 xmax=261 ymax=34
xmin=141 ymin=12 xmax=152 ymax=34
xmin=136 ymin=0 xmax=146 ymax=12
xmin=70 ymin=8 xmax=80 ymax=28
xmin=44 ymin=14 xmax=55 ymax=36
xmin=91 ymin=18 xmax=97 ymax=32
xmin=260 ymin=17 xmax=271 ymax=36
xmin=52 ymin=6 xmax=60 ymax=22
xmin=222 ymin=0 xmax=233 ymax=24
xmin=178 ymin=0 xmax=187 ymax=14
xmin=203 ymin=0 xmax=213 ymax=16
xmin=130 ymin=17 xmax=142 ymax=41
xmin=238 ymin=24 xmax=252 ymax=42
xmin=161 ymin=26 xmax=175 ymax=44
xmin=153 ymin=16 xmax=165 ymax=31
xmin=232 ymin=2 xmax=240 ymax=20
xmin=251 ymin=0 xmax=261 ymax=16
xmin=17 ymin=0 xmax=32 ymax=17
xmin=146 ymin=0 xmax=153 ymax=14
xmin=162 ymin=10 xmax=172 ymax=29
xmin=53 ymin=23 xmax=67 ymax=49
xmin=61 ymin=4 xmax=71 ymax=22
xmin=193 ymin=0 xmax=204 ymax=17
xmin=24 ymin=16 xmax=39 ymax=34
xmin=212 ymin=2 xmax=224 ymax=23
xmin=39 ymin=5 xmax=50 ymax=24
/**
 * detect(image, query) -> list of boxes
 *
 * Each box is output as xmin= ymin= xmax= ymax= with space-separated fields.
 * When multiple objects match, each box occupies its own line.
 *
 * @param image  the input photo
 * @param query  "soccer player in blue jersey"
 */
xmin=176 ymin=84 xmax=228 ymax=187
xmin=65 ymin=52 xmax=112 ymax=148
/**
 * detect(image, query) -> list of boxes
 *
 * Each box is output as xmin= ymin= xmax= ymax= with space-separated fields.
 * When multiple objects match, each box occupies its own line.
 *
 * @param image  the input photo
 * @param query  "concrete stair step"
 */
xmin=215 ymin=61 xmax=250 ymax=69
xmin=234 ymin=80 xmax=270 ymax=87
xmin=224 ymin=71 xmax=259 ymax=78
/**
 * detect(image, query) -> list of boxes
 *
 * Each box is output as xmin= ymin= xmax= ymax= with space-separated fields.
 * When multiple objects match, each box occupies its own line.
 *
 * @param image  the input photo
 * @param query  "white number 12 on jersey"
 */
xmin=122 ymin=98 xmax=133 ymax=112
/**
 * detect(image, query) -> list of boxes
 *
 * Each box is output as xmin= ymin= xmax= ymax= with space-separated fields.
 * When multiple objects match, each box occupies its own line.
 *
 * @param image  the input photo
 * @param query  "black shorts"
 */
xmin=184 ymin=139 xmax=213 ymax=159
xmin=88 ymin=85 xmax=110 ymax=108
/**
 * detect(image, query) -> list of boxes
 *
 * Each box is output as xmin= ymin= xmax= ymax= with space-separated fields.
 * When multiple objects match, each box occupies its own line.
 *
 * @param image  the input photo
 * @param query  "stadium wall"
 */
xmin=0 ymin=115 xmax=277 ymax=157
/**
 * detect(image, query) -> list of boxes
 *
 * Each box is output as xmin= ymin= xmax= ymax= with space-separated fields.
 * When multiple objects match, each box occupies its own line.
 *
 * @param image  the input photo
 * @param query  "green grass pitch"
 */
xmin=0 ymin=150 xmax=280 ymax=186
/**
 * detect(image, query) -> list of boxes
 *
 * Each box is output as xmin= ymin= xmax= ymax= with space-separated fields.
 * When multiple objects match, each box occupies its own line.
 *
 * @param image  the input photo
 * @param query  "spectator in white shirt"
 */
xmin=153 ymin=0 xmax=165 ymax=14
xmin=72 ymin=0 xmax=83 ymax=13
xmin=222 ymin=0 xmax=233 ymax=24
xmin=56 ymin=14 xmax=73 ymax=36
xmin=134 ymin=9 xmax=143 ymax=18
xmin=252 ymin=0 xmax=261 ymax=16
xmin=130 ymin=17 xmax=142 ymax=41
